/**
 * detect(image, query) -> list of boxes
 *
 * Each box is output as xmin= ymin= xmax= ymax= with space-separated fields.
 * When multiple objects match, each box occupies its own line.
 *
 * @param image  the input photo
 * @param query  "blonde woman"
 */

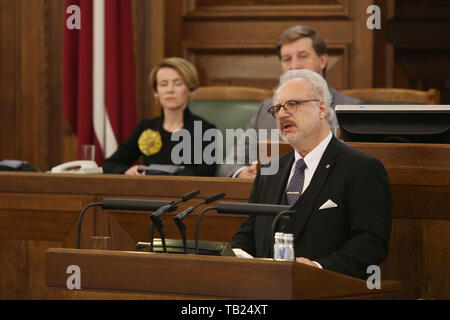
xmin=103 ymin=57 xmax=216 ymax=176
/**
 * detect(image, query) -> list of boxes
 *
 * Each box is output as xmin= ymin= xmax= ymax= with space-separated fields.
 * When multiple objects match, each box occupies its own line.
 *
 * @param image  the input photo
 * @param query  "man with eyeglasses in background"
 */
xmin=217 ymin=25 xmax=362 ymax=179
xmin=230 ymin=69 xmax=392 ymax=279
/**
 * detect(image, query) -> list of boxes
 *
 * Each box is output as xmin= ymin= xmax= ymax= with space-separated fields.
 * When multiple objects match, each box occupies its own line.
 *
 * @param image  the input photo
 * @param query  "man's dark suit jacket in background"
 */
xmin=230 ymin=136 xmax=393 ymax=279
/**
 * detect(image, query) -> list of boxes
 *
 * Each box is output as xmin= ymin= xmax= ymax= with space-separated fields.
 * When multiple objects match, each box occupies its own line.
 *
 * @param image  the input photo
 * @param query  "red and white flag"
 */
xmin=63 ymin=0 xmax=137 ymax=164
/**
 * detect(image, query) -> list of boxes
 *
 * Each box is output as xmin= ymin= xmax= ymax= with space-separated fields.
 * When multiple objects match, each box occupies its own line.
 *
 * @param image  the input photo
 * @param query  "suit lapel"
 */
xmin=290 ymin=137 xmax=341 ymax=240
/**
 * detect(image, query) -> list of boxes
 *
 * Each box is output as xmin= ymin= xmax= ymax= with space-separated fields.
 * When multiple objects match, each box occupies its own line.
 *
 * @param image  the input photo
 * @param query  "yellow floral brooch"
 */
xmin=138 ymin=129 xmax=162 ymax=156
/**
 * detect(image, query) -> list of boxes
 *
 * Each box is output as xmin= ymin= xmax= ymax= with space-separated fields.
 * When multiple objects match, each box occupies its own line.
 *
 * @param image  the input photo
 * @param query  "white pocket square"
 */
xmin=319 ymin=199 xmax=338 ymax=210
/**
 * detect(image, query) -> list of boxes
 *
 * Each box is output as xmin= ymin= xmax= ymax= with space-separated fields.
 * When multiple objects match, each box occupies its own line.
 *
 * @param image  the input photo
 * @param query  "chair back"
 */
xmin=340 ymin=88 xmax=440 ymax=105
xmin=189 ymin=86 xmax=273 ymax=156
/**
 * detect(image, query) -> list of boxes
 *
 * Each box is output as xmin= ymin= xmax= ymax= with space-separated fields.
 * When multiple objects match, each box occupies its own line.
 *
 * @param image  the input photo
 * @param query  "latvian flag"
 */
xmin=63 ymin=0 xmax=137 ymax=164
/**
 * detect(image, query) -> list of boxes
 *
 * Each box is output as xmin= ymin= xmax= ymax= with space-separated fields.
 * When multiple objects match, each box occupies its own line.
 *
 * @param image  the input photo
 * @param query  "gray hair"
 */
xmin=274 ymin=69 xmax=333 ymax=124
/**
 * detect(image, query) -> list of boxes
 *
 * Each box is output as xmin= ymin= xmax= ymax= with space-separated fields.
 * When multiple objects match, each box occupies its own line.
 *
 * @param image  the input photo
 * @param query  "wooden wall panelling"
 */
xmin=166 ymin=0 xmax=374 ymax=91
xmin=395 ymin=0 xmax=450 ymax=20
xmin=47 ymin=0 xmax=77 ymax=168
xmin=389 ymin=0 xmax=450 ymax=104
xmin=372 ymin=0 xmax=395 ymax=87
xmin=0 ymin=0 xmax=20 ymax=160
xmin=324 ymin=45 xmax=350 ymax=91
xmin=181 ymin=19 xmax=357 ymax=90
xmin=0 ymin=191 xmax=96 ymax=299
xmin=164 ymin=0 xmax=184 ymax=58
xmin=0 ymin=239 xmax=61 ymax=299
xmin=350 ymin=0 xmax=374 ymax=88
xmin=18 ymin=0 xmax=49 ymax=170
xmin=381 ymin=219 xmax=423 ymax=299
xmin=0 ymin=0 xmax=61 ymax=170
xmin=184 ymin=0 xmax=352 ymax=18
xmin=0 ymin=195 xmax=83 ymax=240
xmin=423 ymin=219 xmax=450 ymax=299
xmin=47 ymin=0 xmax=62 ymax=168
xmin=190 ymin=49 xmax=281 ymax=89
xmin=347 ymin=142 xmax=450 ymax=167
xmin=132 ymin=0 xmax=147 ymax=121
xmin=390 ymin=184 xmax=450 ymax=220
xmin=133 ymin=0 xmax=165 ymax=121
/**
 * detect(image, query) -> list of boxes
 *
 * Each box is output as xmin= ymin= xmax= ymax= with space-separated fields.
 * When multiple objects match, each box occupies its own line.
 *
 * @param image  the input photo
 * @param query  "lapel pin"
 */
xmin=326 ymin=164 xmax=330 ymax=169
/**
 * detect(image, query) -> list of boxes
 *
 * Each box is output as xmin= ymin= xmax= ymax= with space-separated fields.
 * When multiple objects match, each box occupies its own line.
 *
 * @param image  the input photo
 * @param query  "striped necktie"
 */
xmin=286 ymin=158 xmax=307 ymax=206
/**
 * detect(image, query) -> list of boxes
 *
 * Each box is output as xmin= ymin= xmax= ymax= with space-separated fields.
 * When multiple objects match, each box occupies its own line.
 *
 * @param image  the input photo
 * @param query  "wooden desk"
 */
xmin=0 ymin=142 xmax=449 ymax=299
xmin=46 ymin=248 xmax=401 ymax=300
xmin=0 ymin=173 xmax=252 ymax=300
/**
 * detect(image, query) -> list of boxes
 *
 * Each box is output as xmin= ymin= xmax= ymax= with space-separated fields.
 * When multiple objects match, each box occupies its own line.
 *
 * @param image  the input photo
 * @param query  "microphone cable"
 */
xmin=76 ymin=202 xmax=102 ymax=249
xmin=194 ymin=206 xmax=218 ymax=255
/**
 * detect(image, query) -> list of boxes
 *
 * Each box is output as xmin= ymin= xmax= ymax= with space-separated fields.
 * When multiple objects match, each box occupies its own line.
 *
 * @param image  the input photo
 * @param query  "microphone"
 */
xmin=174 ymin=192 xmax=225 ymax=222
xmin=216 ymin=202 xmax=291 ymax=216
xmin=174 ymin=192 xmax=225 ymax=253
xmin=150 ymin=189 xmax=200 ymax=253
xmin=77 ymin=198 xmax=172 ymax=249
xmin=101 ymin=198 xmax=172 ymax=211
xmin=194 ymin=202 xmax=295 ymax=255
xmin=151 ymin=189 xmax=200 ymax=220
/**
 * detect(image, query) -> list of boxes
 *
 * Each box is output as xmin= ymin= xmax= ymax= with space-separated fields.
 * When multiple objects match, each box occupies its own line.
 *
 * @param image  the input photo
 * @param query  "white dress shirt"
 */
xmin=285 ymin=132 xmax=333 ymax=192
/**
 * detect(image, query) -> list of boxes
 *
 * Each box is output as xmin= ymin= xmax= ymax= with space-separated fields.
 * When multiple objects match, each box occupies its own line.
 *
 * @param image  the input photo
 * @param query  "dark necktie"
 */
xmin=286 ymin=159 xmax=307 ymax=206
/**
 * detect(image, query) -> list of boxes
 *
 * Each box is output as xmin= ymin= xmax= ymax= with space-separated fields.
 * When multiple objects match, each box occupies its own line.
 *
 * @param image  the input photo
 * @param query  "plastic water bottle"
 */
xmin=283 ymin=233 xmax=295 ymax=261
xmin=273 ymin=232 xmax=285 ymax=260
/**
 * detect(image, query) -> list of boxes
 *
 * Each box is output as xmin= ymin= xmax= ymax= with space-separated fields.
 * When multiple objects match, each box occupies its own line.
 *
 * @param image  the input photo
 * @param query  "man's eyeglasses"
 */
xmin=267 ymin=99 xmax=320 ymax=118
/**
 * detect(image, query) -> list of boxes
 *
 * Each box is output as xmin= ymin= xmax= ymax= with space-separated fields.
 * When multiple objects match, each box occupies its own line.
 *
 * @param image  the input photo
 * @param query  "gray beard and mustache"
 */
xmin=278 ymin=121 xmax=304 ymax=146
xmin=280 ymin=130 xmax=302 ymax=146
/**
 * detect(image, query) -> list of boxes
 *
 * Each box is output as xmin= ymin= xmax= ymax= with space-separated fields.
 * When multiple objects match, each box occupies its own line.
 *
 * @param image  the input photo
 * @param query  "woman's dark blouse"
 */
xmin=102 ymin=107 xmax=216 ymax=176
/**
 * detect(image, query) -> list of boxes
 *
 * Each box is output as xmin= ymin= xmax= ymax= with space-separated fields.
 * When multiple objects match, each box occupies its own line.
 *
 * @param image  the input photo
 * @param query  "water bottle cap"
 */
xmin=284 ymin=233 xmax=294 ymax=240
xmin=274 ymin=232 xmax=284 ymax=239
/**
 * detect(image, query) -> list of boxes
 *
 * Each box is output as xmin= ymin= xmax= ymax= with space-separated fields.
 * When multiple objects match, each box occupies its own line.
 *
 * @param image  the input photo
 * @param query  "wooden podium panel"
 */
xmin=46 ymin=248 xmax=401 ymax=300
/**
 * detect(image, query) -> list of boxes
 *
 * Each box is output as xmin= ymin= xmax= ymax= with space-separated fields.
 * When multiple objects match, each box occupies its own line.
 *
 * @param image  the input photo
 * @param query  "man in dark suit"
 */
xmin=217 ymin=25 xmax=362 ymax=178
xmin=230 ymin=69 xmax=392 ymax=280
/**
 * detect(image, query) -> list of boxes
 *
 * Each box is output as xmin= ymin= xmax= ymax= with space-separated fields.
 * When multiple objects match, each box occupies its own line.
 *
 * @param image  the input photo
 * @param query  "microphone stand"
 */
xmin=173 ymin=208 xmax=192 ymax=254
xmin=77 ymin=202 xmax=102 ymax=249
xmin=194 ymin=206 xmax=218 ymax=255
xmin=174 ymin=193 xmax=225 ymax=254
xmin=150 ymin=204 xmax=176 ymax=253
xmin=150 ymin=190 xmax=200 ymax=253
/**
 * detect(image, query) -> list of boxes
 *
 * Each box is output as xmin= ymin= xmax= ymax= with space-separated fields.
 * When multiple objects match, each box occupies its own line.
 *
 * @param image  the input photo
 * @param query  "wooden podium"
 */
xmin=46 ymin=248 xmax=401 ymax=300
